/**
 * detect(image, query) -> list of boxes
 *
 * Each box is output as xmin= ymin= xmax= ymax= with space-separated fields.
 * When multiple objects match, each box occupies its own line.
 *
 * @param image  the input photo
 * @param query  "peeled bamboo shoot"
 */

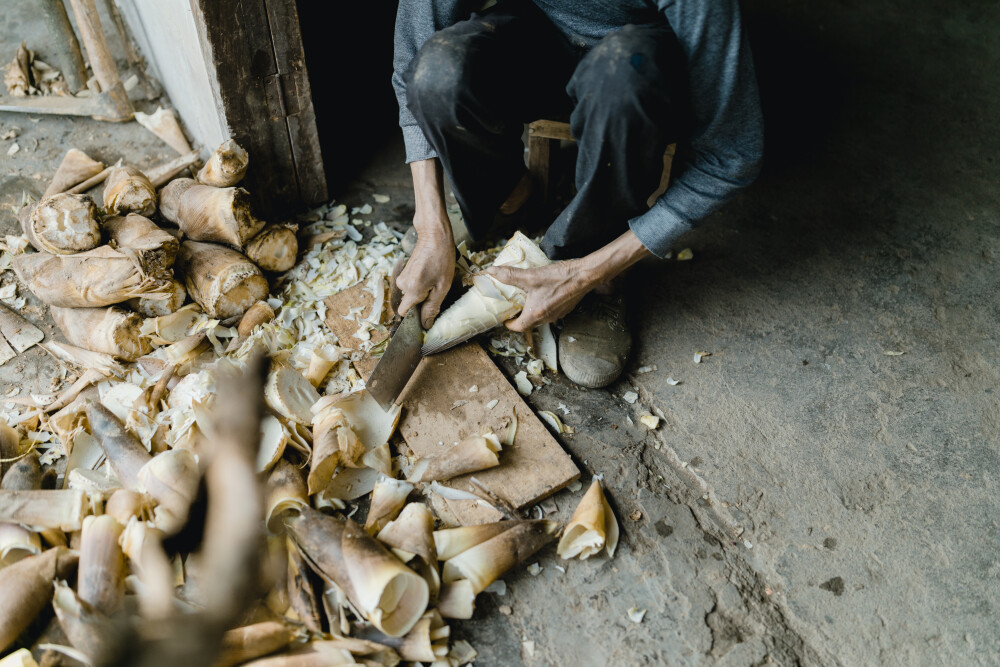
xmin=176 ymin=241 xmax=268 ymax=318
xmin=160 ymin=178 xmax=263 ymax=248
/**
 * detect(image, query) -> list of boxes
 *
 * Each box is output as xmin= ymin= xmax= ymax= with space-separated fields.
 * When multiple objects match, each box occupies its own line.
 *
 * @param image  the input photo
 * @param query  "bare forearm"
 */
xmin=409 ymin=158 xmax=452 ymax=240
xmin=577 ymin=230 xmax=651 ymax=286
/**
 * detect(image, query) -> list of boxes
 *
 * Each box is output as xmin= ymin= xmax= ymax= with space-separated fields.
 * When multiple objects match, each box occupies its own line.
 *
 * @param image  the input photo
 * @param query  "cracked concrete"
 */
xmin=1 ymin=0 xmax=998 ymax=664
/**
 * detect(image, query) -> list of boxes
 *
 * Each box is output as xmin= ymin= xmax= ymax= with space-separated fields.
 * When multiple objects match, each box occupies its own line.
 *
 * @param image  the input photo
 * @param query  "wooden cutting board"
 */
xmin=325 ymin=283 xmax=579 ymax=526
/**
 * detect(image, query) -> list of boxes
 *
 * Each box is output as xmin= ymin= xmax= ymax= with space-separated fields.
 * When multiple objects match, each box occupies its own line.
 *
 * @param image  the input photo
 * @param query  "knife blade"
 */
xmin=366 ymin=258 xmax=420 ymax=410
xmin=367 ymin=307 xmax=423 ymax=410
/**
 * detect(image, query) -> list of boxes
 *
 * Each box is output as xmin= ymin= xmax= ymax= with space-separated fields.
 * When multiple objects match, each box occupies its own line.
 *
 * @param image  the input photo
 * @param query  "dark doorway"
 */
xmin=297 ymin=1 xmax=401 ymax=195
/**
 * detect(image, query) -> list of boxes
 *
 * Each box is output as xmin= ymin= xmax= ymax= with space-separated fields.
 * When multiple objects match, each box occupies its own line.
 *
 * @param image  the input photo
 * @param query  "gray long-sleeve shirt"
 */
xmin=393 ymin=0 xmax=764 ymax=258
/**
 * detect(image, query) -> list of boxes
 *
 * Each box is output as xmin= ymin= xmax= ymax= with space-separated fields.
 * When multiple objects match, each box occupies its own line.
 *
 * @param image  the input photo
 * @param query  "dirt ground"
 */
xmin=2 ymin=0 xmax=999 ymax=665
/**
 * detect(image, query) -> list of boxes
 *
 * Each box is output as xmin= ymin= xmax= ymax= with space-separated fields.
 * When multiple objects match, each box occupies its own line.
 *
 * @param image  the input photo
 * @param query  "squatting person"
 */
xmin=393 ymin=0 xmax=763 ymax=388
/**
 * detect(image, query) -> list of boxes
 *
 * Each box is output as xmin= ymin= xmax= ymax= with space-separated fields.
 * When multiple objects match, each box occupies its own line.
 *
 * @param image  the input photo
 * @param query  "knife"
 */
xmin=366 ymin=260 xmax=424 ymax=410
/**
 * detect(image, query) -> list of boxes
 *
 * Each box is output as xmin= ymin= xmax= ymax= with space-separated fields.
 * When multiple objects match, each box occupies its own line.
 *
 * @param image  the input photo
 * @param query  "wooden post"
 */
xmin=35 ymin=0 xmax=87 ymax=92
xmin=66 ymin=0 xmax=121 ymax=93
xmin=100 ymin=0 xmax=159 ymax=99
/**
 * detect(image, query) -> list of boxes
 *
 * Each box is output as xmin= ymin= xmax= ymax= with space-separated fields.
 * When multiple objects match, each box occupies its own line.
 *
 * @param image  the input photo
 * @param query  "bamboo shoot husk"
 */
xmin=198 ymin=139 xmax=249 ymax=187
xmin=78 ymin=514 xmax=125 ymax=615
xmin=0 ymin=547 xmax=78 ymax=652
xmin=176 ymin=241 xmax=269 ymax=318
xmin=104 ymin=213 xmax=179 ymax=273
xmin=365 ymin=476 xmax=413 ymax=535
xmin=146 ymin=150 xmax=200 ymax=188
xmin=376 ymin=503 xmax=436 ymax=567
xmin=44 ymin=148 xmax=105 ymax=198
xmin=440 ymin=520 xmax=557 ymax=593
xmin=161 ymin=178 xmax=264 ymax=248
xmin=0 ymin=522 xmax=41 ymax=565
xmin=436 ymin=579 xmax=475 ymax=620
xmin=284 ymin=508 xmax=429 ymax=637
xmin=137 ymin=448 xmax=199 ymax=534
xmin=0 ymin=649 xmax=38 ymax=667
xmin=265 ymin=459 xmax=307 ymax=533
xmin=242 ymin=646 xmax=359 ymax=667
xmin=21 ymin=193 xmax=101 ymax=254
xmin=41 ymin=340 xmax=124 ymax=377
xmin=264 ymin=535 xmax=290 ymax=615
xmin=238 ymin=301 xmax=275 ymax=338
xmin=0 ymin=489 xmax=86 ymax=530
xmin=13 ymin=245 xmax=166 ymax=308
xmin=214 ymin=621 xmax=297 ymax=667
xmin=128 ymin=277 xmax=186 ymax=317
xmin=557 ymin=478 xmax=619 ymax=560
xmin=308 ymin=638 xmax=399 ymax=666
xmin=134 ymin=107 xmax=192 ymax=155
xmin=309 ymin=406 xmax=363 ymax=495
xmin=257 ymin=415 xmax=289 ymax=474
xmin=0 ymin=423 xmax=21 ymax=483
xmin=245 ymin=223 xmax=298 ymax=273
xmin=86 ymin=402 xmax=152 ymax=491
xmin=51 ymin=306 xmax=151 ymax=361
xmin=376 ymin=502 xmax=439 ymax=599
xmin=354 ymin=610 xmax=449 ymax=663
xmin=303 ymin=344 xmax=341 ymax=388
xmin=313 ymin=393 xmax=402 ymax=501
xmin=407 ymin=433 xmax=501 ymax=483
xmin=266 ymin=365 xmax=321 ymax=427
xmin=287 ymin=540 xmax=323 ymax=634
xmin=423 ymin=232 xmax=552 ymax=354
xmin=103 ymin=164 xmax=157 ymax=217
xmin=52 ymin=580 xmax=119 ymax=663
xmin=1 ymin=449 xmax=40 ymax=491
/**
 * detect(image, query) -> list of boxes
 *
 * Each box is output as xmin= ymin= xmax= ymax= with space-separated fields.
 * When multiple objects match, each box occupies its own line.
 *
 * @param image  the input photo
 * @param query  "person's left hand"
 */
xmin=486 ymin=260 xmax=595 ymax=332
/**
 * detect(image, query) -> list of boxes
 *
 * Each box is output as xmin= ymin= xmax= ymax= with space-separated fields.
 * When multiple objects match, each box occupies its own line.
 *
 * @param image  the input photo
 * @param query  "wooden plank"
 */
xmin=396 ymin=343 xmax=579 ymax=525
xmin=528 ymin=119 xmax=574 ymax=142
xmin=264 ymin=0 xmax=328 ymax=205
xmin=527 ymin=133 xmax=551 ymax=205
xmin=193 ymin=0 xmax=299 ymax=217
xmin=324 ymin=287 xmax=580 ymax=526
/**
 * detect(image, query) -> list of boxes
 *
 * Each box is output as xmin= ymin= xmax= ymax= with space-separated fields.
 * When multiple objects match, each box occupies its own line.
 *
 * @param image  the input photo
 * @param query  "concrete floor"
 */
xmin=2 ymin=0 xmax=999 ymax=665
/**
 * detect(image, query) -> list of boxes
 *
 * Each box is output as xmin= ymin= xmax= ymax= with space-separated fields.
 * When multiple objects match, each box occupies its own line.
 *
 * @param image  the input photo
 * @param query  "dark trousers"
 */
xmin=404 ymin=0 xmax=687 ymax=260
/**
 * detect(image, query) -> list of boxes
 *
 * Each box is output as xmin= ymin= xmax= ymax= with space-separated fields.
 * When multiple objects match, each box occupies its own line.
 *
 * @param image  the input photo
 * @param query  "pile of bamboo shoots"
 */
xmin=0 ymin=146 xmax=621 ymax=666
xmin=12 ymin=142 xmax=298 ymax=363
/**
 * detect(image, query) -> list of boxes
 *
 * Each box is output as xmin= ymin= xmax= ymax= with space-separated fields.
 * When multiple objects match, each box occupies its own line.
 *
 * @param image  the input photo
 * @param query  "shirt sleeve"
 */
xmin=393 ymin=0 xmax=477 ymax=163
xmin=630 ymin=0 xmax=764 ymax=258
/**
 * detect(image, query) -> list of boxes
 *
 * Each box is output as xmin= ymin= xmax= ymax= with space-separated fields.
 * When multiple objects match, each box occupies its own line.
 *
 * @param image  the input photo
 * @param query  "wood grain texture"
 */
xmin=193 ymin=0 xmax=328 ymax=214
xmin=396 ymin=344 xmax=579 ymax=525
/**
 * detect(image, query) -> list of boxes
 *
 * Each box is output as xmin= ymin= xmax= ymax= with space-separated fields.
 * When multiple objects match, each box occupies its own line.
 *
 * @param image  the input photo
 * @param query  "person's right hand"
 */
xmin=396 ymin=222 xmax=455 ymax=330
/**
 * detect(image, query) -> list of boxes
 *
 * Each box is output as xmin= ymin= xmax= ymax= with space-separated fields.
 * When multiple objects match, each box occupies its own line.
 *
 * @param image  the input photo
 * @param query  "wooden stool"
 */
xmin=527 ymin=120 xmax=676 ymax=208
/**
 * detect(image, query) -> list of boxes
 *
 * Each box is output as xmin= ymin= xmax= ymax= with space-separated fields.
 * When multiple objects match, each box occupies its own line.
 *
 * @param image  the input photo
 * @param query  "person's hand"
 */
xmin=486 ymin=260 xmax=595 ymax=332
xmin=397 ymin=225 xmax=455 ymax=329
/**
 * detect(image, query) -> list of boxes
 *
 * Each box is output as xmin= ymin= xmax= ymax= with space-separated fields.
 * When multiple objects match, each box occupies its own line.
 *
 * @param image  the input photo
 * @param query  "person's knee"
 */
xmin=574 ymin=25 xmax=677 ymax=97
xmin=405 ymin=30 xmax=471 ymax=111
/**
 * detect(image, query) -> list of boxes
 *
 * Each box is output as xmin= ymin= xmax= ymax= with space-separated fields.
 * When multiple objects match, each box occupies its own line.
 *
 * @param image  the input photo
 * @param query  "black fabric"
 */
xmin=404 ymin=0 xmax=687 ymax=259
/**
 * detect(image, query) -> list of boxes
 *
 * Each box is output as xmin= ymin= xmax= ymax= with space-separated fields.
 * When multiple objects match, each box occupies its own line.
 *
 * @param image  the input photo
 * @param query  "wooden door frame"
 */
xmin=191 ymin=0 xmax=327 ymax=216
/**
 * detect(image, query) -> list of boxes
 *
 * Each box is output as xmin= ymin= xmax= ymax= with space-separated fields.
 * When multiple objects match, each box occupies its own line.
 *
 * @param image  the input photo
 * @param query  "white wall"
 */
xmin=114 ymin=0 xmax=228 ymax=153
